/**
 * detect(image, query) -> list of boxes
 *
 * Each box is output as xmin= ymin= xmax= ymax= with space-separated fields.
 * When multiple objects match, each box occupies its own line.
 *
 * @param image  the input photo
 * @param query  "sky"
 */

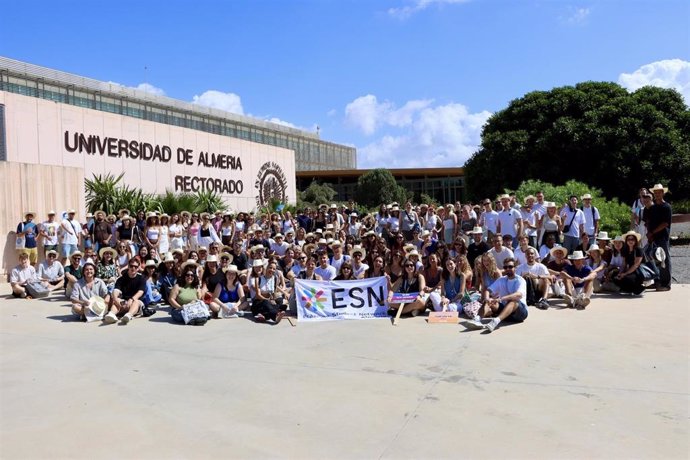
xmin=1 ymin=0 xmax=688 ymax=169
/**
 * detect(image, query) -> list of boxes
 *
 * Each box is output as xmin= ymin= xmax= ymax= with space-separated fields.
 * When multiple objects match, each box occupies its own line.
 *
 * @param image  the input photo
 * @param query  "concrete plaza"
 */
xmin=1 ymin=283 xmax=688 ymax=459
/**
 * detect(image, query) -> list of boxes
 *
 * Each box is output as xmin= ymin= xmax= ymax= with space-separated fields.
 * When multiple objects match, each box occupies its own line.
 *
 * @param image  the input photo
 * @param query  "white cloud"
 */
xmin=388 ymin=0 xmax=471 ymax=20
xmin=565 ymin=7 xmax=590 ymax=25
xmin=135 ymin=83 xmax=165 ymax=96
xmin=349 ymin=96 xmax=491 ymax=168
xmin=345 ymin=94 xmax=433 ymax=135
xmin=618 ymin=59 xmax=690 ymax=103
xmin=327 ymin=108 xmax=337 ymax=117
xmin=191 ymin=90 xmax=244 ymax=114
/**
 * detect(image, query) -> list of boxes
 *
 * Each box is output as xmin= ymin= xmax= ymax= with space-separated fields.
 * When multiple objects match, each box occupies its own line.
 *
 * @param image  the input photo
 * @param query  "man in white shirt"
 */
xmin=10 ymin=252 xmax=37 ymax=298
xmin=560 ymin=196 xmax=586 ymax=254
xmin=40 ymin=210 xmax=61 ymax=257
xmin=269 ymin=233 xmax=289 ymax=258
xmin=497 ymin=195 xmax=523 ymax=248
xmin=513 ymin=235 xmax=539 ymax=266
xmin=329 ymin=241 xmax=350 ymax=274
xmin=520 ymin=195 xmax=540 ymax=248
xmin=479 ymin=199 xmax=499 ymax=243
xmin=516 ymin=247 xmax=551 ymax=310
xmin=580 ymin=194 xmax=600 ymax=239
xmin=350 ymin=246 xmax=369 ymax=279
xmin=463 ymin=257 xmax=528 ymax=333
xmin=314 ymin=252 xmax=337 ymax=281
xmin=489 ymin=234 xmax=514 ymax=269
xmin=37 ymin=249 xmax=65 ymax=291
xmin=60 ymin=209 xmax=82 ymax=263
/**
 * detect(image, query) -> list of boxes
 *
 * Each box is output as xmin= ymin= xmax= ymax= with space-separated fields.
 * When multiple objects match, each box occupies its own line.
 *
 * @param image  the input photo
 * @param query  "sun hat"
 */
xmin=200 ymin=212 xmax=211 ymax=220
xmin=219 ymin=252 xmax=234 ymax=263
xmin=470 ymin=226 xmax=483 ymax=234
xmin=622 ymin=231 xmax=642 ymax=244
xmin=549 ymin=246 xmax=568 ymax=258
xmin=180 ymin=211 xmax=191 ymax=219
xmin=98 ymin=247 xmax=117 ymax=258
xmin=205 ymin=255 xmax=219 ymax=264
xmin=596 ymin=231 xmax=611 ymax=241
xmin=581 ymin=193 xmax=592 ymax=200
xmin=318 ymin=238 xmax=328 ymax=245
xmin=545 ymin=201 xmax=557 ymax=208
xmin=612 ymin=235 xmax=625 ymax=243
xmin=407 ymin=249 xmax=420 ymax=258
xmin=251 ymin=259 xmax=265 ymax=268
xmin=46 ymin=249 xmax=58 ymax=257
xmin=47 ymin=210 xmax=56 ymax=215
xmin=85 ymin=296 xmax=107 ymax=322
xmin=198 ymin=246 xmax=209 ymax=252
xmin=649 ymin=183 xmax=669 ymax=193
xmin=330 ymin=240 xmax=343 ymax=248
xmin=250 ymin=244 xmax=265 ymax=253
xmin=223 ymin=264 xmax=239 ymax=274
xmin=350 ymin=246 xmax=366 ymax=258
xmin=145 ymin=259 xmax=157 ymax=268
xmin=568 ymin=250 xmax=587 ymax=260
xmin=118 ymin=208 xmax=130 ymax=216
xmin=160 ymin=253 xmax=175 ymax=264
xmin=146 ymin=212 xmax=157 ymax=218
xmin=524 ymin=195 xmax=536 ymax=203
xmin=95 ymin=210 xmax=106 ymax=218
xmin=498 ymin=194 xmax=510 ymax=201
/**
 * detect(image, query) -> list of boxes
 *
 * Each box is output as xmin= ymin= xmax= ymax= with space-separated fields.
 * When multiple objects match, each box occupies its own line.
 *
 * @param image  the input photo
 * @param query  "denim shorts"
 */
xmin=497 ymin=300 xmax=528 ymax=322
xmin=61 ymin=244 xmax=78 ymax=258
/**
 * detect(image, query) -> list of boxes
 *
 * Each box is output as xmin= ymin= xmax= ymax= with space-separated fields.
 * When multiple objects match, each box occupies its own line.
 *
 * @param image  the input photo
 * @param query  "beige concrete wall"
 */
xmin=1 ymin=91 xmax=296 ymax=211
xmin=1 ymin=161 xmax=85 ymax=276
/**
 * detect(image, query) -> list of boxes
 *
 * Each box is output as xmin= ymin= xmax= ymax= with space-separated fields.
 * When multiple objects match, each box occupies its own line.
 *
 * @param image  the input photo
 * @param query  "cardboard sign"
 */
xmin=428 ymin=311 xmax=459 ymax=324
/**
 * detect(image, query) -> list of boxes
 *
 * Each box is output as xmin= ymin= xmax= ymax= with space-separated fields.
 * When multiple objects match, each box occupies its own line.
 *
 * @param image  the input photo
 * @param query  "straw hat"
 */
xmin=47 ymin=210 xmax=56 ymax=216
xmin=251 ymin=259 xmax=265 ymax=268
xmin=498 ymin=194 xmax=510 ymax=201
xmin=200 ymin=212 xmax=211 ymax=220
xmin=172 ymin=249 xmax=184 ymax=256
xmin=85 ymin=213 xmax=93 ymax=218
xmin=649 ymin=183 xmax=669 ymax=193
xmin=146 ymin=212 xmax=157 ymax=218
xmin=470 ymin=226 xmax=483 ymax=234
xmin=568 ymin=250 xmax=587 ymax=260
xmin=219 ymin=252 xmax=234 ymax=263
xmin=180 ymin=211 xmax=191 ymax=219
xmin=364 ymin=230 xmax=376 ymax=237
xmin=86 ymin=296 xmax=107 ymax=320
xmin=612 ymin=236 xmax=625 ymax=243
xmin=198 ymin=246 xmax=209 ymax=252
xmin=330 ymin=240 xmax=343 ymax=248
xmin=67 ymin=209 xmax=76 ymax=214
xmin=303 ymin=243 xmax=316 ymax=255
xmin=181 ymin=260 xmax=199 ymax=272
xmin=595 ymin=231 xmax=611 ymax=241
xmin=581 ymin=193 xmax=592 ymax=200
xmin=317 ymin=238 xmax=328 ymax=245
xmin=223 ymin=264 xmax=239 ymax=274
xmin=98 ymin=247 xmax=116 ymax=258
xmin=403 ymin=244 xmax=417 ymax=254
xmin=587 ymin=246 xmax=602 ymax=254
xmin=549 ymin=246 xmax=568 ymax=258
xmin=160 ymin=253 xmax=175 ymax=264
xmin=250 ymin=244 xmax=265 ymax=253
xmin=407 ymin=249 xmax=420 ymax=258
xmin=350 ymin=246 xmax=366 ymax=258
xmin=524 ymin=195 xmax=536 ymax=203
xmin=205 ymin=255 xmax=219 ymax=264
xmin=421 ymin=230 xmax=432 ymax=237
xmin=622 ymin=231 xmax=642 ymax=244
xmin=118 ymin=209 xmax=130 ymax=216
xmin=46 ymin=249 xmax=58 ymax=257
xmin=144 ymin=259 xmax=157 ymax=268
xmin=274 ymin=233 xmax=284 ymax=239
xmin=545 ymin=201 xmax=557 ymax=208
xmin=94 ymin=210 xmax=106 ymax=218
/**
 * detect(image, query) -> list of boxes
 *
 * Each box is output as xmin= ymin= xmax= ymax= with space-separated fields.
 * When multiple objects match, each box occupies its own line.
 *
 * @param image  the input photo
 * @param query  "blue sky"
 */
xmin=1 ymin=0 xmax=688 ymax=168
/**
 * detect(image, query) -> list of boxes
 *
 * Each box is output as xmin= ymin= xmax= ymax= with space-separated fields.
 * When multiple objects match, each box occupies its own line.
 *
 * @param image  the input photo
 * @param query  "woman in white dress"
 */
xmin=158 ymin=214 xmax=170 ymax=255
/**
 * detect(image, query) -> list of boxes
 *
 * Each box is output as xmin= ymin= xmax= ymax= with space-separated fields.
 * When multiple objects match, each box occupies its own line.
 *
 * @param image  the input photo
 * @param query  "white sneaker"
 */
xmin=485 ymin=319 xmax=499 ymax=333
xmin=120 ymin=314 xmax=132 ymax=325
xmin=103 ymin=312 xmax=118 ymax=324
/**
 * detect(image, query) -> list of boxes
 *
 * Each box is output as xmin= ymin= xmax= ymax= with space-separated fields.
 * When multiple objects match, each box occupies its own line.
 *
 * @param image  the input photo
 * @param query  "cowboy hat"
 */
xmin=144 ymin=259 xmax=157 ymax=268
xmin=568 ymin=250 xmax=587 ymax=260
xmin=181 ymin=260 xmax=199 ymax=272
xmin=85 ymin=296 xmax=107 ymax=322
xmin=470 ymin=226 xmax=483 ymax=234
xmin=94 ymin=210 xmax=106 ymax=218
xmin=160 ymin=253 xmax=175 ymax=264
xmin=219 ymin=252 xmax=234 ymax=263
xmin=649 ymin=183 xmax=669 ymax=193
xmin=317 ymin=238 xmax=328 ymax=245
xmin=251 ymin=259 xmax=265 ymax=268
xmin=329 ymin=240 xmax=343 ymax=248
xmin=223 ymin=264 xmax=239 ymax=274
xmin=545 ymin=201 xmax=557 ymax=208
xmin=581 ymin=193 xmax=593 ymax=200
xmin=205 ymin=255 xmax=219 ymax=264
xmin=549 ymin=246 xmax=568 ymax=258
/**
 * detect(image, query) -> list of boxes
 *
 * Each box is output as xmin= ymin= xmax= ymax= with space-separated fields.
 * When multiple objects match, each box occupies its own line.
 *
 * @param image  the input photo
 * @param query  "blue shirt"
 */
xmin=564 ymin=264 xmax=593 ymax=288
xmin=17 ymin=221 xmax=38 ymax=248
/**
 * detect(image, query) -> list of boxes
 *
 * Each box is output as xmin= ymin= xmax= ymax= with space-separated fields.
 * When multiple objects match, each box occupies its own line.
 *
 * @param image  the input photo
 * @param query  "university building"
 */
xmin=0 ymin=56 xmax=355 ymax=272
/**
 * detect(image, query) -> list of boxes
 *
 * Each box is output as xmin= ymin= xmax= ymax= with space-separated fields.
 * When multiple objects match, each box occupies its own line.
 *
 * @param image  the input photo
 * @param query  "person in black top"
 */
xmin=614 ymin=231 xmax=645 ymax=295
xmin=467 ymin=227 xmax=490 ymax=269
xmin=647 ymin=184 xmax=673 ymax=290
xmin=201 ymin=255 xmax=224 ymax=296
xmin=104 ymin=259 xmax=146 ymax=325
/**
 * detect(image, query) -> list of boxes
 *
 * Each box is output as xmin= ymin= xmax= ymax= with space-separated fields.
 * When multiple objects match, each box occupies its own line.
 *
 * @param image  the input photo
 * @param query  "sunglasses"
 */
xmin=72 ymin=256 xmax=82 ymax=260
xmin=299 ymin=257 xmax=307 ymax=260
xmin=404 ymin=264 xmax=414 ymax=268
xmin=185 ymin=273 xmax=195 ymax=277
xmin=48 ymin=254 xmax=56 ymax=257
xmin=503 ymin=265 xmax=515 ymax=269
xmin=129 ymin=264 xmax=140 ymax=269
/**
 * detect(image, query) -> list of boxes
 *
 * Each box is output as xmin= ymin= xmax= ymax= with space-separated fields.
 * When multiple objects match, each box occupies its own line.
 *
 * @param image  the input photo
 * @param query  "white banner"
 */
xmin=295 ymin=277 xmax=389 ymax=321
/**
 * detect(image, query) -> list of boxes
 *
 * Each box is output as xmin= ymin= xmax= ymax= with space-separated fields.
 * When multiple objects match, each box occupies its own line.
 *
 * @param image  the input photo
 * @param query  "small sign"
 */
xmin=428 ymin=311 xmax=459 ymax=324
xmin=390 ymin=292 xmax=419 ymax=303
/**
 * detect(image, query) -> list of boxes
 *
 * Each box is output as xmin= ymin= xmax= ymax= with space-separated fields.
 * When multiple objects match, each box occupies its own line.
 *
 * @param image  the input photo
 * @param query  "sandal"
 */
xmin=274 ymin=311 xmax=285 ymax=324
xmin=254 ymin=313 xmax=266 ymax=323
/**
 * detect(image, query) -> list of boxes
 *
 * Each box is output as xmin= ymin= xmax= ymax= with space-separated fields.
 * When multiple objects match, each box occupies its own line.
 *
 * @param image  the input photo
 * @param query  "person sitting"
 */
xmin=103 ymin=259 xmax=146 ymax=325
xmin=562 ymin=250 xmax=596 ymax=308
xmin=168 ymin=263 xmax=205 ymax=324
xmin=613 ymin=231 xmax=645 ymax=295
xmin=388 ymin=258 xmax=428 ymax=317
xmin=539 ymin=233 xmax=562 ymax=265
xmin=157 ymin=253 xmax=178 ymax=303
xmin=249 ymin=260 xmax=286 ymax=324
xmin=64 ymin=252 xmax=84 ymax=299
xmin=513 ymin=234 xmax=538 ymax=266
xmin=488 ymin=234 xmax=514 ymax=268
xmin=586 ymin=246 xmax=608 ymax=293
xmin=96 ymin=247 xmax=119 ymax=289
xmin=212 ymin=265 xmax=247 ymax=318
xmin=70 ymin=261 xmax=110 ymax=321
xmin=37 ymin=249 xmax=65 ymax=292
xmin=429 ymin=258 xmax=466 ymax=313
xmin=334 ymin=262 xmax=356 ymax=280
xmin=463 ymin=257 xmax=528 ymax=333
xmin=314 ymin=251 xmax=337 ymax=280
xmin=516 ymin=247 xmax=551 ymax=310
xmin=10 ymin=252 xmax=37 ymax=298
xmin=142 ymin=260 xmax=163 ymax=306
xmin=546 ymin=246 xmax=571 ymax=301
xmin=475 ymin=252 xmax=501 ymax=299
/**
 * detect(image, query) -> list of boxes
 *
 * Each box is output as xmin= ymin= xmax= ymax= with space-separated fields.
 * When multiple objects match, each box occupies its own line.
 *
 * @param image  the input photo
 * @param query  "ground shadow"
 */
xmin=46 ymin=314 xmax=78 ymax=322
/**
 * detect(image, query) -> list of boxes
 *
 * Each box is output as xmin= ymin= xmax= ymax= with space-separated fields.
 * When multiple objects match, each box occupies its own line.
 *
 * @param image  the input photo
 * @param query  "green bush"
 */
xmin=672 ymin=199 xmax=690 ymax=214
xmin=512 ymin=179 xmax=631 ymax=236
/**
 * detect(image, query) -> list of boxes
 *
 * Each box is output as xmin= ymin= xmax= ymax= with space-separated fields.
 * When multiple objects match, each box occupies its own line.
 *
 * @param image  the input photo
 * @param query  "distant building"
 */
xmin=297 ymin=168 xmax=466 ymax=204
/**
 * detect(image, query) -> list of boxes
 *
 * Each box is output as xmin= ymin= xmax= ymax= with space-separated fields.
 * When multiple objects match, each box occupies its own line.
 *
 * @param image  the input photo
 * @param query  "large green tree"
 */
xmin=464 ymin=82 xmax=690 ymax=201
xmin=355 ymin=169 xmax=408 ymax=208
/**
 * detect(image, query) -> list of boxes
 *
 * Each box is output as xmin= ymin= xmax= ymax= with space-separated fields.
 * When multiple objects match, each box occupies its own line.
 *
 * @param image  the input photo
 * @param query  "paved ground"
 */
xmin=1 ymin=282 xmax=688 ymax=459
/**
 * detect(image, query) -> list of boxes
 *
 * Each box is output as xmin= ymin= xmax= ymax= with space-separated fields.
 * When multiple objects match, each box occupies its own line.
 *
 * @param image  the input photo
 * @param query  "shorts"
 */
xmin=496 ymin=300 xmax=528 ymax=323
xmin=44 ymin=244 xmax=58 ymax=255
xmin=61 ymin=244 xmax=78 ymax=258
xmin=18 ymin=247 xmax=38 ymax=264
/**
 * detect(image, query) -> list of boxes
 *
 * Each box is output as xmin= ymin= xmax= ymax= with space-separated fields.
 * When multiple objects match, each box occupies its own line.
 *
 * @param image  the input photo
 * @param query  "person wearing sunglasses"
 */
xmin=37 ymin=249 xmax=65 ymax=292
xmin=64 ymin=252 xmax=84 ymax=299
xmin=169 ymin=263 xmax=204 ymax=324
xmin=463 ymin=257 xmax=528 ymax=333
xmin=388 ymin=258 xmax=428 ymax=318
xmin=103 ymin=259 xmax=147 ymax=325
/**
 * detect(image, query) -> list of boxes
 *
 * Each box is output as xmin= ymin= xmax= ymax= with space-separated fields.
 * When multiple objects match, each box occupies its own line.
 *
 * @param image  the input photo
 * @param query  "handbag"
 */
xmin=181 ymin=300 xmax=210 ymax=325
xmin=26 ymin=280 xmax=49 ymax=298
xmin=562 ymin=208 xmax=576 ymax=234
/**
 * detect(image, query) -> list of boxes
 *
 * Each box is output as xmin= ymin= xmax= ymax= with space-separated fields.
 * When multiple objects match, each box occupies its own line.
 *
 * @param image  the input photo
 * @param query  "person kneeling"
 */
xmin=463 ymin=257 xmax=528 ymax=333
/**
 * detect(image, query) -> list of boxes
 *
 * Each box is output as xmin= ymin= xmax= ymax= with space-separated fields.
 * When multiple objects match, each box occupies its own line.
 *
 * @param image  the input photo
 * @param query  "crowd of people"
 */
xmin=9 ymin=183 xmax=673 ymax=332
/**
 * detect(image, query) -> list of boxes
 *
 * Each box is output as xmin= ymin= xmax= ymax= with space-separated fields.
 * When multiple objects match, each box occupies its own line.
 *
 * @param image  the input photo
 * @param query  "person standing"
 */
xmin=40 ymin=210 xmax=61 ymax=258
xmin=60 ymin=209 xmax=82 ymax=264
xmin=580 ymin=194 xmax=600 ymax=239
xmin=16 ymin=211 xmax=39 ymax=265
xmin=647 ymin=184 xmax=672 ymax=291
xmin=559 ymin=196 xmax=586 ymax=254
